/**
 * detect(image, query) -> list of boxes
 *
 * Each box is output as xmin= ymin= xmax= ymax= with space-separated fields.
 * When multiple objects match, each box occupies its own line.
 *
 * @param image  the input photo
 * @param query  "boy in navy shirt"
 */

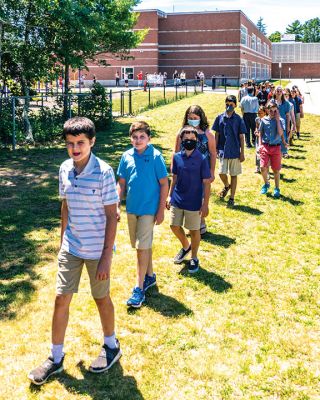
xmin=212 ymin=95 xmax=246 ymax=207
xmin=167 ymin=126 xmax=211 ymax=273
xmin=117 ymin=121 xmax=168 ymax=308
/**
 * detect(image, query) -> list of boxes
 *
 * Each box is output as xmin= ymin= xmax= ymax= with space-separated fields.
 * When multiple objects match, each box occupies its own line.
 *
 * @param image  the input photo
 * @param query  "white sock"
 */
xmin=51 ymin=344 xmax=64 ymax=364
xmin=104 ymin=333 xmax=117 ymax=349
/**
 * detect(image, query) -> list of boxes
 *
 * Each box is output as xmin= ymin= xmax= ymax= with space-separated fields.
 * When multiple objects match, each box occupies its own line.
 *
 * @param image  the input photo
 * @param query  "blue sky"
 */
xmin=135 ymin=0 xmax=318 ymax=35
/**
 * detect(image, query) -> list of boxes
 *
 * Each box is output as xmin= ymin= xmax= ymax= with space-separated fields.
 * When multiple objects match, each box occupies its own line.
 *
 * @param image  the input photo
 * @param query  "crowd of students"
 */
xmin=28 ymin=80 xmax=304 ymax=385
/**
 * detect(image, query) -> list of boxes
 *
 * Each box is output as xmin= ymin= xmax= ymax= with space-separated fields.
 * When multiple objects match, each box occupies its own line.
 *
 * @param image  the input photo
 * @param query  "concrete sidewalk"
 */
xmin=285 ymin=79 xmax=320 ymax=115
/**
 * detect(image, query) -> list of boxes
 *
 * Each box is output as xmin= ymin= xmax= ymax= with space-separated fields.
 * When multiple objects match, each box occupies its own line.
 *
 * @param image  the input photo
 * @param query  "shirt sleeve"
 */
xmin=155 ymin=153 xmax=168 ymax=180
xmin=102 ymin=167 xmax=119 ymax=205
xmin=117 ymin=154 xmax=126 ymax=180
xmin=259 ymin=119 xmax=265 ymax=134
xmin=59 ymin=165 xmax=66 ymax=200
xmin=212 ymin=115 xmax=220 ymax=132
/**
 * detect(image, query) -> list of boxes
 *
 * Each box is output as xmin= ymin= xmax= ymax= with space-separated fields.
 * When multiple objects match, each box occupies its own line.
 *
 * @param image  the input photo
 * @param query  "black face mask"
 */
xmin=226 ymin=105 xmax=234 ymax=113
xmin=182 ymin=139 xmax=197 ymax=151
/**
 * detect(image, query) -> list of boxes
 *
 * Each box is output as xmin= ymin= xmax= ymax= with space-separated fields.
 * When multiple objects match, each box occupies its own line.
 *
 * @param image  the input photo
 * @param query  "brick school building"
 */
xmin=80 ymin=9 xmax=272 ymax=86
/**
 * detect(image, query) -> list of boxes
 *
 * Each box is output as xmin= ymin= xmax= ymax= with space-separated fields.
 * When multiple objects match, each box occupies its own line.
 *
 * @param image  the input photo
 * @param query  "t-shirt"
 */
xmin=117 ymin=144 xmax=168 ymax=216
xmin=59 ymin=153 xmax=118 ymax=260
xmin=259 ymin=116 xmax=285 ymax=145
xmin=277 ymin=100 xmax=291 ymax=130
xmin=289 ymin=97 xmax=302 ymax=114
xmin=212 ymin=112 xmax=247 ymax=159
xmin=171 ymin=149 xmax=211 ymax=211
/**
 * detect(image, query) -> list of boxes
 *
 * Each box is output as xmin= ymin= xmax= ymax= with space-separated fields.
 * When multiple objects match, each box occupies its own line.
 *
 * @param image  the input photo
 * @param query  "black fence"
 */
xmin=110 ymin=80 xmax=204 ymax=117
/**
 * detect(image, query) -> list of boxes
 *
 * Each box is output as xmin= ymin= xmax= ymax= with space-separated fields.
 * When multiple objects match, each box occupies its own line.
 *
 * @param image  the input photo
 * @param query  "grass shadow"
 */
xmin=30 ymin=360 xmax=144 ymax=400
xmin=232 ymin=204 xmax=263 ymax=215
xmin=281 ymin=164 xmax=303 ymax=171
xmin=289 ymin=155 xmax=306 ymax=160
xmin=201 ymin=232 xmax=236 ymax=248
xmin=179 ymin=265 xmax=232 ymax=293
xmin=128 ymin=286 xmax=193 ymax=318
xmin=266 ymin=193 xmax=304 ymax=205
xmin=289 ymin=148 xmax=307 ymax=153
xmin=280 ymin=175 xmax=297 ymax=183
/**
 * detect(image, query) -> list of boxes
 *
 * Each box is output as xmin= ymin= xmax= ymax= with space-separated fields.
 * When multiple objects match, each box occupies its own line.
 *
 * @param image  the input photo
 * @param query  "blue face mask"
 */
xmin=226 ymin=105 xmax=234 ymax=113
xmin=187 ymin=119 xmax=200 ymax=127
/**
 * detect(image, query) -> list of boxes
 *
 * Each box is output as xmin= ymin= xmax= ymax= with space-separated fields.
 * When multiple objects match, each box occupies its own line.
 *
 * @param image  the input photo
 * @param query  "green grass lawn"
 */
xmin=0 ymin=93 xmax=320 ymax=399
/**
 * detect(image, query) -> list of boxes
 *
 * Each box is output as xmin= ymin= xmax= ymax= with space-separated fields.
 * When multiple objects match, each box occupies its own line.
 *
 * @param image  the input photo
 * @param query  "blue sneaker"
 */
xmin=143 ymin=273 xmax=156 ymax=292
xmin=127 ymin=287 xmax=145 ymax=308
xmin=188 ymin=258 xmax=199 ymax=273
xmin=260 ymin=183 xmax=270 ymax=195
xmin=273 ymin=188 xmax=281 ymax=198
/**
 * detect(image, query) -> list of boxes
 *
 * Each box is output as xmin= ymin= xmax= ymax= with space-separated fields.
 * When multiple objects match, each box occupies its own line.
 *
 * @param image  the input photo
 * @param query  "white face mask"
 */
xmin=187 ymin=119 xmax=200 ymax=127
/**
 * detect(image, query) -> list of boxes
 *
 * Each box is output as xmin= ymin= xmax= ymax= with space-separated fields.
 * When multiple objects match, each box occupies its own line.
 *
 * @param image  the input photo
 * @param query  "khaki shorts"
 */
xmin=170 ymin=206 xmax=201 ymax=231
xmin=57 ymin=249 xmax=110 ymax=298
xmin=219 ymin=158 xmax=242 ymax=176
xmin=127 ymin=213 xmax=155 ymax=249
xmin=295 ymin=113 xmax=300 ymax=125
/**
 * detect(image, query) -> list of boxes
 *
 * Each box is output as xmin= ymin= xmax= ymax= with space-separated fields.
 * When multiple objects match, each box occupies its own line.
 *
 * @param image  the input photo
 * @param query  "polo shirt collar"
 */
xmin=73 ymin=152 xmax=96 ymax=175
xmin=132 ymin=143 xmax=153 ymax=156
xmin=223 ymin=111 xmax=235 ymax=119
xmin=182 ymin=149 xmax=197 ymax=158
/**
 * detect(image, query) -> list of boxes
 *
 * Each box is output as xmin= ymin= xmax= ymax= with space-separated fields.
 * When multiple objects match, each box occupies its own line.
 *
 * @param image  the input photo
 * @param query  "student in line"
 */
xmin=28 ymin=117 xmax=121 ymax=385
xmin=117 ymin=121 xmax=168 ymax=308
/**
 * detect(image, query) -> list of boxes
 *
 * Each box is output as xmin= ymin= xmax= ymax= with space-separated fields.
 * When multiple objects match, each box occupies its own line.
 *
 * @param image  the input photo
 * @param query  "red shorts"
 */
xmin=259 ymin=144 xmax=282 ymax=171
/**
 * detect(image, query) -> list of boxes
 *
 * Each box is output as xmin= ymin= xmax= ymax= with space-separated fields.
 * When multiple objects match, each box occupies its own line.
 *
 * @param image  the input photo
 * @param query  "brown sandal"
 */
xmin=219 ymin=185 xmax=230 ymax=198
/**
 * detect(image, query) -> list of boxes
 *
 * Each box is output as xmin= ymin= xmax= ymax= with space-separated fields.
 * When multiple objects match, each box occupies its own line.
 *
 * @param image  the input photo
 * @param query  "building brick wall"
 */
xmin=272 ymin=63 xmax=320 ymax=79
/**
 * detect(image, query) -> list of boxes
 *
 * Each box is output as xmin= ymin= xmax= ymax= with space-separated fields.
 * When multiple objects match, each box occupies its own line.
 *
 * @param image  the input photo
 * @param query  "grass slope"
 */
xmin=0 ymin=93 xmax=319 ymax=400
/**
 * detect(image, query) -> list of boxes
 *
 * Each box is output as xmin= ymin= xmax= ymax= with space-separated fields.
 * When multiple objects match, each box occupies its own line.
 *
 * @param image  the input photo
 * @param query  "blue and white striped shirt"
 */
xmin=59 ymin=153 xmax=118 ymax=260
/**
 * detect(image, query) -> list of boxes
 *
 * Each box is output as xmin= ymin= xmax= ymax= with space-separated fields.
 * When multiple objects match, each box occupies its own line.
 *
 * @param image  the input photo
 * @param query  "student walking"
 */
xmin=212 ymin=95 xmax=246 ymax=207
xmin=259 ymin=100 xmax=287 ymax=198
xmin=174 ymin=105 xmax=216 ymax=234
xmin=167 ymin=126 xmax=211 ymax=273
xmin=240 ymin=86 xmax=259 ymax=148
xmin=117 ymin=121 xmax=168 ymax=308
xmin=28 ymin=117 xmax=121 ymax=385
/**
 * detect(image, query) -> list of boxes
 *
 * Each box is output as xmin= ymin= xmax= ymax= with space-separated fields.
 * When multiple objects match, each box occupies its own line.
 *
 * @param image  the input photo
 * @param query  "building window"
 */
xmin=257 ymin=38 xmax=261 ymax=54
xmin=251 ymin=34 xmax=256 ymax=51
xmin=241 ymin=60 xmax=248 ymax=79
xmin=121 ymin=67 xmax=134 ymax=80
xmin=252 ymin=62 xmax=256 ymax=79
xmin=241 ymin=25 xmax=248 ymax=46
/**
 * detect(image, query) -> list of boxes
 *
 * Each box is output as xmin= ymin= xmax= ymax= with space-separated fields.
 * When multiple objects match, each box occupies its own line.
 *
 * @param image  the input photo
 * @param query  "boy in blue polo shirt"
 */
xmin=167 ymin=126 xmax=211 ymax=273
xmin=212 ymin=95 xmax=246 ymax=207
xmin=117 ymin=121 xmax=168 ymax=308
xmin=28 ymin=117 xmax=120 ymax=385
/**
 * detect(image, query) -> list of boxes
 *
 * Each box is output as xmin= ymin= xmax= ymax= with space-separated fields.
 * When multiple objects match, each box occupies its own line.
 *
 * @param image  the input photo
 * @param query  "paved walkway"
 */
xmin=287 ymin=79 xmax=320 ymax=115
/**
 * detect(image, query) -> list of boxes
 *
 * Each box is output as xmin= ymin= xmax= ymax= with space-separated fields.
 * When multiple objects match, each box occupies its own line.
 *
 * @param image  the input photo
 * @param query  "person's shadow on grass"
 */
xmin=128 ymin=286 xmax=193 ymax=318
xmin=266 ymin=193 xmax=304 ymax=205
xmin=30 ymin=360 xmax=144 ymax=400
xmin=179 ymin=264 xmax=232 ymax=293
xmin=289 ymin=147 xmax=306 ymax=153
xmin=201 ymin=232 xmax=236 ymax=248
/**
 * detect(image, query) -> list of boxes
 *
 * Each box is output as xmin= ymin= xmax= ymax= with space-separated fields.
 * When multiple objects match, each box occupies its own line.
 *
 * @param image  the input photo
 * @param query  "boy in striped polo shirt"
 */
xmin=28 ymin=117 xmax=121 ymax=385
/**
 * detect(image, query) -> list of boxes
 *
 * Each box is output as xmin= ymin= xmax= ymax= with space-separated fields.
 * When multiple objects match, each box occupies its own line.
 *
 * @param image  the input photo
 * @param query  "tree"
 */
xmin=286 ymin=20 xmax=303 ymax=41
xmin=256 ymin=17 xmax=267 ymax=35
xmin=268 ymin=31 xmax=282 ymax=42
xmin=303 ymin=18 xmax=320 ymax=42
xmin=0 ymin=0 xmax=145 ymax=133
xmin=43 ymin=0 xmax=145 ymax=116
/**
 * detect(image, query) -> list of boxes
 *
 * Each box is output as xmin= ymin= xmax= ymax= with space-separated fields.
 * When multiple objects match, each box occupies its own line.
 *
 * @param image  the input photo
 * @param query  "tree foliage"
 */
xmin=302 ymin=17 xmax=320 ymax=42
xmin=256 ymin=17 xmax=267 ymax=35
xmin=268 ymin=31 xmax=281 ymax=42
xmin=285 ymin=20 xmax=303 ymax=41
